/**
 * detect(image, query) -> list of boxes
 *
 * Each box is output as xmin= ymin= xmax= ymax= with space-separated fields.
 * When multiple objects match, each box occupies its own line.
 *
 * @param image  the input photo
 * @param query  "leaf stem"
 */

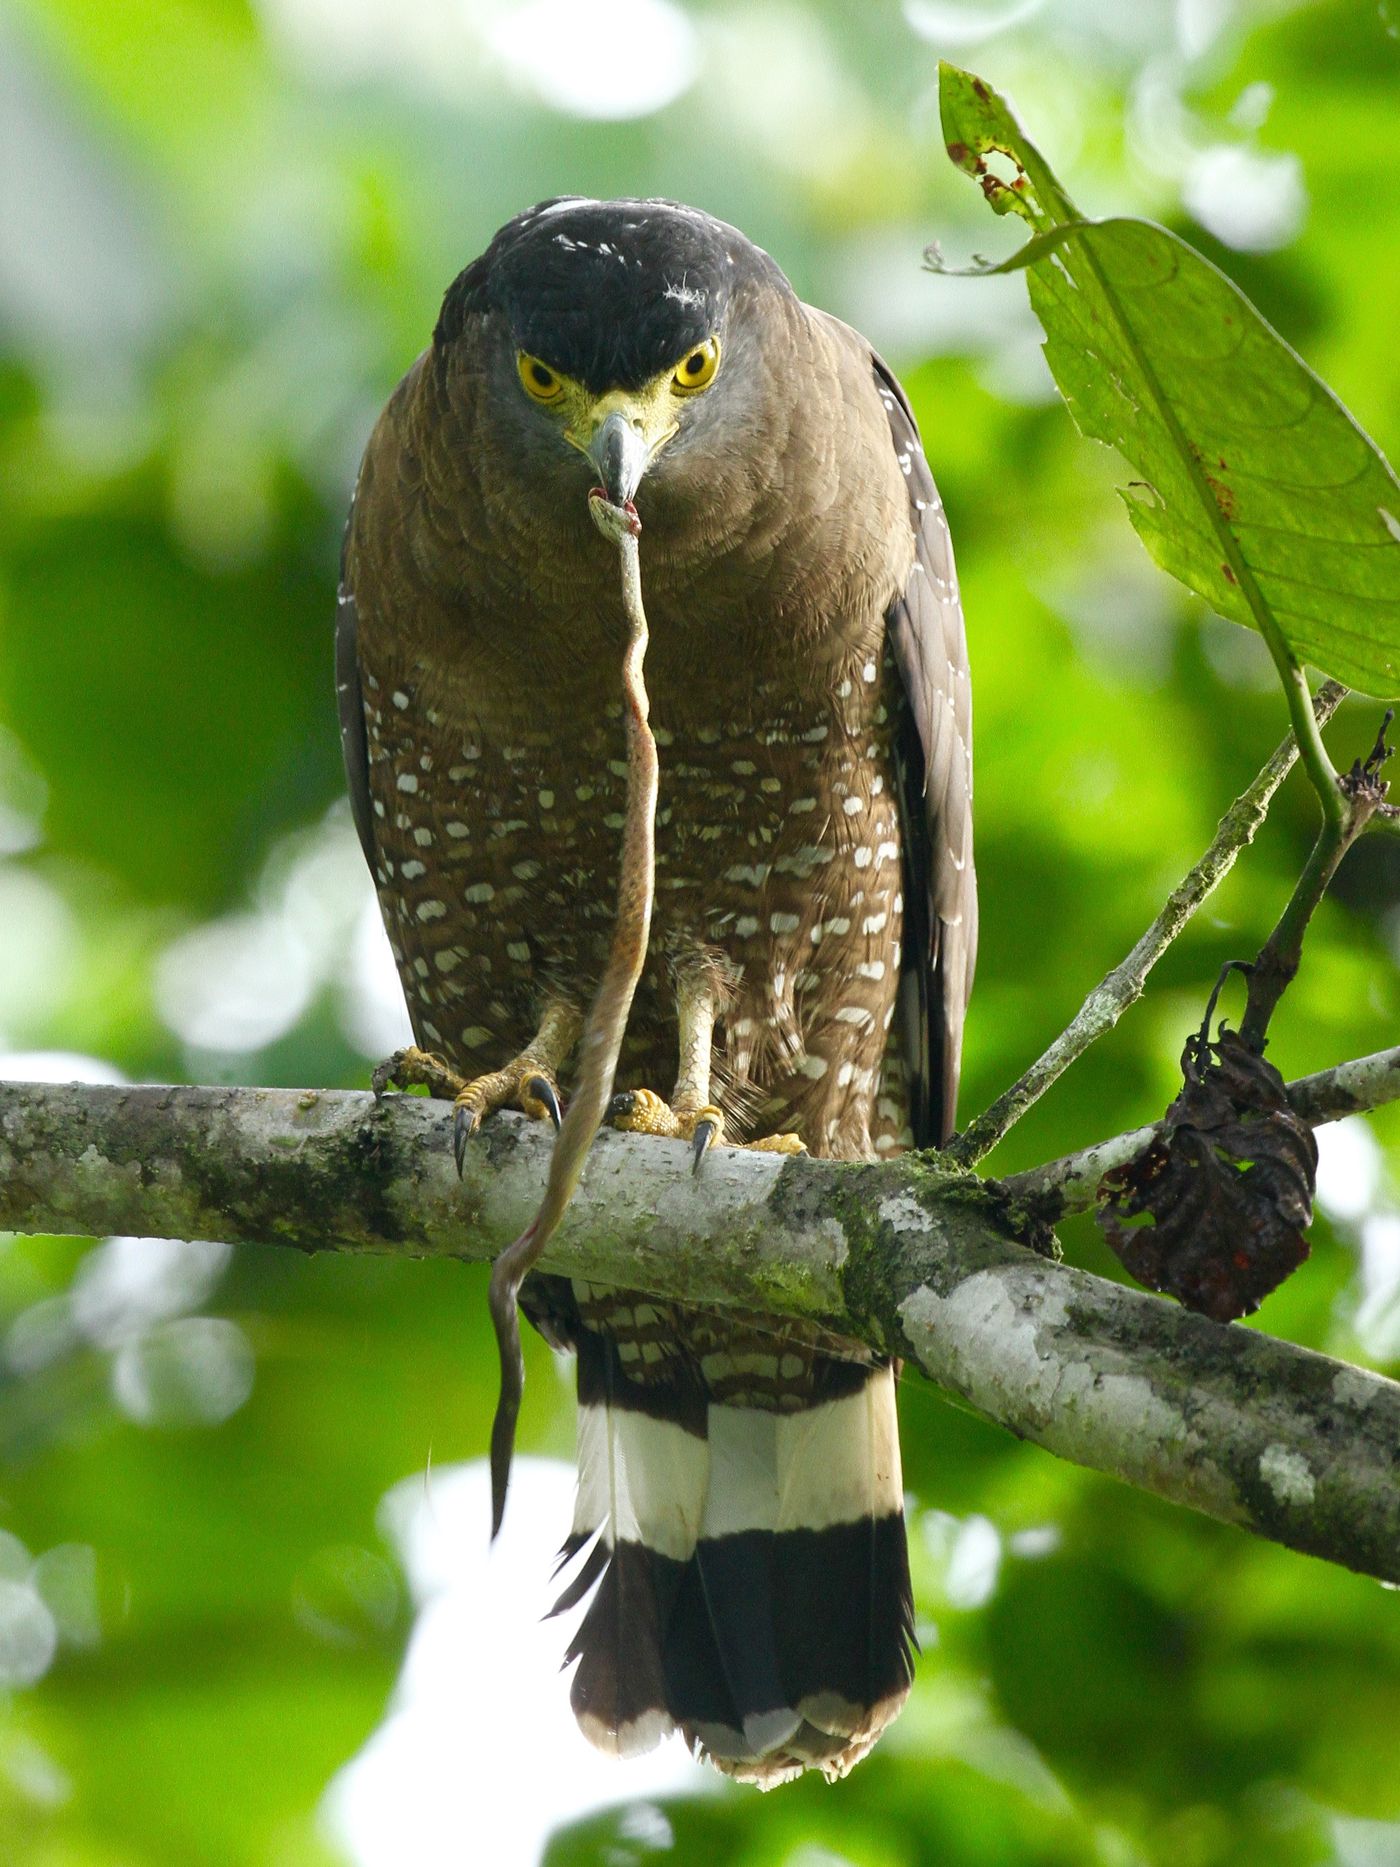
xmin=1239 ymin=710 xmax=1391 ymax=1049
xmin=1277 ymin=660 xmax=1347 ymax=829
xmin=1237 ymin=819 xmax=1349 ymax=1051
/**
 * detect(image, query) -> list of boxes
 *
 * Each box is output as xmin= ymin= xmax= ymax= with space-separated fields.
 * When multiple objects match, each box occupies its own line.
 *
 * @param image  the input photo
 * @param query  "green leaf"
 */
xmin=937 ymin=62 xmax=1400 ymax=699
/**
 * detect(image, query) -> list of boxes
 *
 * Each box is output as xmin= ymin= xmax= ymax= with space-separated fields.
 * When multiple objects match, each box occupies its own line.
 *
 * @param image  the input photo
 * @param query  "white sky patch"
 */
xmin=1229 ymin=81 xmax=1275 ymax=134
xmin=255 ymin=0 xmax=485 ymax=98
xmin=944 ymin=1514 xmax=1002 ymax=1609
xmin=156 ymin=910 xmax=316 ymax=1052
xmin=340 ymin=892 xmax=414 ymax=1059
xmin=0 ymin=1050 xmax=126 ymax=1085
xmin=0 ymin=726 xmax=47 ymax=856
xmin=903 ymin=0 xmax=1044 ymax=48
xmin=1354 ymin=1213 xmax=1400 ymax=1362
xmin=0 ymin=1532 xmax=98 ymax=1701
xmin=154 ymin=802 xmax=408 ymax=1059
xmin=0 ymin=30 xmax=175 ymax=386
xmin=1007 ymin=1525 xmax=1061 ymax=1560
xmin=324 ymin=1458 xmax=706 ymax=1867
xmin=263 ymin=0 xmax=696 ymax=119
xmin=705 ymin=6 xmax=870 ymax=183
xmin=0 ymin=806 xmax=40 ymax=860
xmin=1312 ymin=1118 xmax=1400 ymax=1363
xmin=0 ymin=870 xmax=77 ymax=1043
xmin=1126 ymin=57 xmax=1306 ymax=256
xmin=1046 ymin=555 xmax=1180 ymax=690
xmin=1198 ymin=611 xmax=1277 ymax=694
xmin=71 ymin=1237 xmax=232 ymax=1351
xmin=0 ymin=1575 xmax=58 ymax=1691
xmin=829 ymin=227 xmax=1049 ymax=392
xmin=1175 ymin=0 xmax=1231 ymax=61
xmin=110 ymin=1317 xmax=254 ymax=1428
xmin=922 ymin=1508 xmax=1003 ymax=1611
xmin=1360 ymin=1214 xmax=1400 ymax=1308
xmin=30 ymin=1544 xmax=100 ymax=1651
xmin=62 ymin=1235 xmax=250 ymax=1431
xmin=1315 ymin=1117 xmax=1383 ymax=1224
xmin=1332 ymin=1813 xmax=1400 ymax=1866
xmin=487 ymin=0 xmax=699 ymax=119
xmin=1182 ymin=143 xmax=1307 ymax=252
xmin=1128 ymin=57 xmax=1197 ymax=177
xmin=6 ymin=1225 xmax=247 ymax=1424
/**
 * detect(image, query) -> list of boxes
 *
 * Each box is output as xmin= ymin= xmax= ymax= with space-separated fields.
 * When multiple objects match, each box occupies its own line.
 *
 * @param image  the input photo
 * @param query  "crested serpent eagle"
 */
xmin=337 ymin=196 xmax=975 ymax=1785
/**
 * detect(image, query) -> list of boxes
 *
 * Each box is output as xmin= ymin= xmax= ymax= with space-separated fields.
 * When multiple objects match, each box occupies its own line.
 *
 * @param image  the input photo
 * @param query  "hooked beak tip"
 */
xmin=588 ymin=411 xmax=652 ymax=507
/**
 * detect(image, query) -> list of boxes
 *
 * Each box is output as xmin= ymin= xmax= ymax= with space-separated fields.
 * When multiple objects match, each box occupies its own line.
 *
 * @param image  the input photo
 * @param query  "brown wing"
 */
xmin=334 ymin=536 xmax=379 ymax=875
xmin=871 ymin=353 xmax=976 ymax=1147
xmin=335 ymin=357 xmax=430 ymax=885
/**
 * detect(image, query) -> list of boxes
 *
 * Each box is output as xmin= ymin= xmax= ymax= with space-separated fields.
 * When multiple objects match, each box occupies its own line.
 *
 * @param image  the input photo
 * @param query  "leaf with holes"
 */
xmin=1096 ymin=1031 xmax=1318 ymax=1322
xmin=936 ymin=64 xmax=1400 ymax=698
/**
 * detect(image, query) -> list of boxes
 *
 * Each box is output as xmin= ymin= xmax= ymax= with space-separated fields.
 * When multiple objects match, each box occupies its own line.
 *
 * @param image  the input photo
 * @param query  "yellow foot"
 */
xmin=608 ymin=1089 xmax=805 ymax=1176
xmin=371 ymin=1043 xmax=563 ymax=1175
xmin=451 ymin=1057 xmax=563 ymax=1172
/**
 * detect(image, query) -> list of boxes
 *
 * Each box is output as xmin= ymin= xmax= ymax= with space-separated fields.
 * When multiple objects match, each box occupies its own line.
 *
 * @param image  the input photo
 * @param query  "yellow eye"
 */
xmin=672 ymin=337 xmax=720 ymax=395
xmin=518 ymin=353 xmax=564 ymax=403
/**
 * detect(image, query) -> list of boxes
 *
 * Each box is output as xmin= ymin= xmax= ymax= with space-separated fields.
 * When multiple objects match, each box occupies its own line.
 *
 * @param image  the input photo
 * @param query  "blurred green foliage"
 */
xmin=1 ymin=2 xmax=1399 ymax=1864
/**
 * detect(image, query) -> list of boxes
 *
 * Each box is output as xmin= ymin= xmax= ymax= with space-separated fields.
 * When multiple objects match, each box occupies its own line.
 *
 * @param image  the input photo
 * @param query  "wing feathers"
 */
xmin=872 ymin=350 xmax=977 ymax=1145
xmin=334 ymin=577 xmax=379 ymax=873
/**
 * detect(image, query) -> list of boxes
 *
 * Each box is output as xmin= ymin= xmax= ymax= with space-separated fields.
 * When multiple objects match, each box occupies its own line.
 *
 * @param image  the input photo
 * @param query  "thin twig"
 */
xmin=1239 ymin=706 xmax=1391 ymax=1050
xmin=945 ymin=681 xmax=1347 ymax=1169
xmin=1002 ymin=1044 xmax=1400 ymax=1218
xmin=486 ymin=492 xmax=658 ymax=1534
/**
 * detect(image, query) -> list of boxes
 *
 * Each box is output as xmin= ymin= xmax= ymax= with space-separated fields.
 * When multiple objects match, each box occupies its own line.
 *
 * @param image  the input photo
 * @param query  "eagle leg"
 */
xmin=609 ymin=973 xmax=806 ymax=1174
xmin=371 ymin=1003 xmax=582 ymax=1175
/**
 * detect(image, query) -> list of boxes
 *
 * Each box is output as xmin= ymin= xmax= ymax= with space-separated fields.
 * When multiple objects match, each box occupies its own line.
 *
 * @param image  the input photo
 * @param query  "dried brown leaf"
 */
xmin=1097 ymin=1031 xmax=1318 ymax=1322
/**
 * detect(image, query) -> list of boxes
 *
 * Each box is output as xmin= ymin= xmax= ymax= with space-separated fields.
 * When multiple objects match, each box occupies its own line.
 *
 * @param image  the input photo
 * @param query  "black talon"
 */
xmin=453 ymin=1103 xmax=480 ymax=1176
xmin=691 ymin=1118 xmax=719 ymax=1175
xmin=608 ymin=1091 xmax=637 ymax=1124
xmin=525 ymin=1075 xmax=563 ymax=1131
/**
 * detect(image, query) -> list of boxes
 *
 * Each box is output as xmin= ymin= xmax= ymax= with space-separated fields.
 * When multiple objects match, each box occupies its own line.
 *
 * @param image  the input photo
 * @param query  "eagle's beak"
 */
xmin=573 ymin=390 xmax=679 ymax=506
xmin=588 ymin=412 xmax=653 ymax=507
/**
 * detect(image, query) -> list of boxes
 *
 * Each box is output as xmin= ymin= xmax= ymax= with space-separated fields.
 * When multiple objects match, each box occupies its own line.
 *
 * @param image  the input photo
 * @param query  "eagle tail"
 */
xmin=559 ymin=1331 xmax=913 ymax=1786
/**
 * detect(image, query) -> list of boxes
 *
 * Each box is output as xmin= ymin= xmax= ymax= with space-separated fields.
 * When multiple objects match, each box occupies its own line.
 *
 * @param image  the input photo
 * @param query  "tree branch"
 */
xmin=947 ymin=681 xmax=1348 ymax=1169
xmin=3 ymin=1078 xmax=1399 ymax=1583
